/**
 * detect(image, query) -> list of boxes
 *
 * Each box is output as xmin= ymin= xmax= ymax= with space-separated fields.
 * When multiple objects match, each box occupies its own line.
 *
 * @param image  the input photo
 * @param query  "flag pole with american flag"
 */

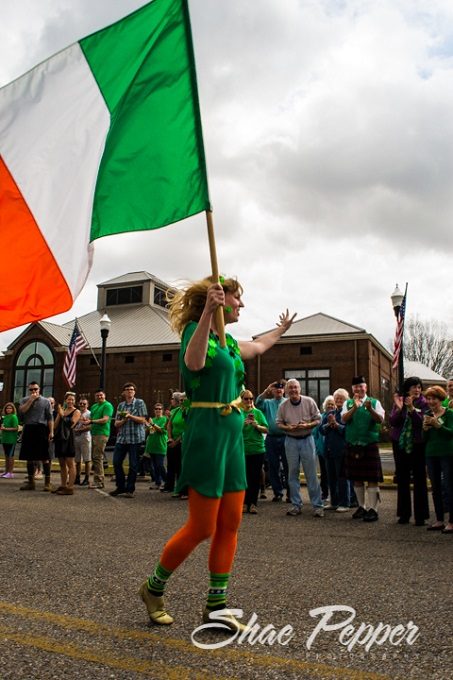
xmin=63 ymin=319 xmax=88 ymax=388
xmin=392 ymin=283 xmax=408 ymax=392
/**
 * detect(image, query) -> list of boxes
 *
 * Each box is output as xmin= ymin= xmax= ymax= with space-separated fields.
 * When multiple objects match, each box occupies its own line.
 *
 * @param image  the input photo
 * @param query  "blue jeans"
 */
xmin=151 ymin=454 xmax=167 ymax=486
xmin=285 ymin=435 xmax=323 ymax=509
xmin=265 ymin=435 xmax=288 ymax=497
xmin=113 ymin=442 xmax=140 ymax=493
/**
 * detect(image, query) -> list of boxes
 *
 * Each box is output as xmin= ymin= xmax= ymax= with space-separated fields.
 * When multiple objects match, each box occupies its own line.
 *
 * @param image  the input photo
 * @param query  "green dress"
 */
xmin=176 ymin=321 xmax=246 ymax=498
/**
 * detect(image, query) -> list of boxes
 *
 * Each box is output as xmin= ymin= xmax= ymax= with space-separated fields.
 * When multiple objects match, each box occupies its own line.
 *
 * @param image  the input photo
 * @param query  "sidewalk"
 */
xmin=0 ymin=455 xmax=398 ymax=487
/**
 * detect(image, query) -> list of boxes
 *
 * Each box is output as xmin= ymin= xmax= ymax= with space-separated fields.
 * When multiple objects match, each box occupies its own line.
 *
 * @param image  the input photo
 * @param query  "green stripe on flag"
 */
xmin=80 ymin=0 xmax=210 ymax=241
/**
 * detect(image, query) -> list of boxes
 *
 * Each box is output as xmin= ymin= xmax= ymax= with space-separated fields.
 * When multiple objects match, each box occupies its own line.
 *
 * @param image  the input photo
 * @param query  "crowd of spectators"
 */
xmin=1 ymin=375 xmax=452 ymax=533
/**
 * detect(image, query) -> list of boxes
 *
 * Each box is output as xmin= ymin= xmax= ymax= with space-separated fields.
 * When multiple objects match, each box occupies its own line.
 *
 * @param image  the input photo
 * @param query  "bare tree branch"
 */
xmin=403 ymin=315 xmax=453 ymax=377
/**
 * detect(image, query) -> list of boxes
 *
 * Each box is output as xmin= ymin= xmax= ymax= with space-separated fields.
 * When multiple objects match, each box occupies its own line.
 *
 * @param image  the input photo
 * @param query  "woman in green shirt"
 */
xmin=139 ymin=276 xmax=295 ymax=631
xmin=423 ymin=385 xmax=453 ymax=533
xmin=241 ymin=389 xmax=268 ymax=514
xmin=162 ymin=392 xmax=187 ymax=496
xmin=1 ymin=403 xmax=19 ymax=479
xmin=145 ymin=404 xmax=168 ymax=488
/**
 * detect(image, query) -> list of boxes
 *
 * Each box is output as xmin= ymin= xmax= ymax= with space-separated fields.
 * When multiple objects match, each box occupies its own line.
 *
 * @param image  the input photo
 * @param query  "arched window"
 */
xmin=14 ymin=341 xmax=54 ymax=401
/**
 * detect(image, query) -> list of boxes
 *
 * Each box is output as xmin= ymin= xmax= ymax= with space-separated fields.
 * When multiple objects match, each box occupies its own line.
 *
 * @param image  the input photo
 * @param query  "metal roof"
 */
xmin=6 ymin=320 xmax=72 ymax=351
xmin=404 ymin=361 xmax=447 ymax=383
xmin=39 ymin=321 xmax=73 ymax=345
xmin=62 ymin=304 xmax=179 ymax=349
xmin=98 ymin=271 xmax=173 ymax=290
xmin=256 ymin=312 xmax=365 ymax=338
xmin=6 ymin=306 xmax=178 ymax=352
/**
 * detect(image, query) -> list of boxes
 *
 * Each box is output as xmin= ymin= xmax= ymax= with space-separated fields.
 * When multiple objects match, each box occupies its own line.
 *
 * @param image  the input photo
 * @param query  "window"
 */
xmin=14 ymin=341 xmax=55 ymax=401
xmin=162 ymin=353 xmax=173 ymax=362
xmin=381 ymin=377 xmax=391 ymax=410
xmin=106 ymin=286 xmax=143 ymax=306
xmin=154 ymin=286 xmax=169 ymax=309
xmin=284 ymin=369 xmax=330 ymax=406
xmin=300 ymin=346 xmax=312 ymax=355
xmin=125 ymin=356 xmax=135 ymax=364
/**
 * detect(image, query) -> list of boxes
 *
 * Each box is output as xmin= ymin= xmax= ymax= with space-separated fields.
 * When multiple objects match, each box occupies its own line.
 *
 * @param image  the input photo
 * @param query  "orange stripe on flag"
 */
xmin=0 ymin=157 xmax=73 ymax=331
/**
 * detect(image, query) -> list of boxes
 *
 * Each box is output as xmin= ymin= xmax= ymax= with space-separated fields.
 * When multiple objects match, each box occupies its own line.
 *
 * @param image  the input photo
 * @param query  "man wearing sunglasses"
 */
xmin=18 ymin=382 xmax=53 ymax=491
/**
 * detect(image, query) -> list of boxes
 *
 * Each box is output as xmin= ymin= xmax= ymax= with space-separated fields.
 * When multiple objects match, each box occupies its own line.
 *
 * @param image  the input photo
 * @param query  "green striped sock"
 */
xmin=146 ymin=562 xmax=173 ymax=596
xmin=206 ymin=572 xmax=230 ymax=611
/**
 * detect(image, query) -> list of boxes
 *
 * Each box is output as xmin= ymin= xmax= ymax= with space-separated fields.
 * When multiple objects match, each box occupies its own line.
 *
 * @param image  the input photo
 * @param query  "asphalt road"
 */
xmin=1 ymin=472 xmax=451 ymax=680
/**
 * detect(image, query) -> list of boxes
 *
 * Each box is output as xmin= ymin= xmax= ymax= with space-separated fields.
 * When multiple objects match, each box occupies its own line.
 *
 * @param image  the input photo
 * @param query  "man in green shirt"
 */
xmin=341 ymin=377 xmax=385 ymax=522
xmin=89 ymin=390 xmax=114 ymax=489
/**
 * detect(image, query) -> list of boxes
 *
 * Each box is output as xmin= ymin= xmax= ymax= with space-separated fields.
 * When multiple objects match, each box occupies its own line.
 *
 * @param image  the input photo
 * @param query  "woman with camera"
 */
xmin=389 ymin=377 xmax=430 ymax=526
xmin=422 ymin=385 xmax=453 ymax=533
xmin=240 ymin=389 xmax=268 ymax=514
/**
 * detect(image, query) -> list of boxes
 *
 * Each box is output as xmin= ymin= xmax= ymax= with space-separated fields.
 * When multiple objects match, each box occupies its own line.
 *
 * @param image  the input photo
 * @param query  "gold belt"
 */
xmin=190 ymin=397 xmax=242 ymax=416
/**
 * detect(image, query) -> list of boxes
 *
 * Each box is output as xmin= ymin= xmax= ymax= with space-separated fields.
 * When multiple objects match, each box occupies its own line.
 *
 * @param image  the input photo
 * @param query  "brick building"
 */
xmin=244 ymin=313 xmax=393 ymax=411
xmin=0 ymin=272 xmax=394 ymax=412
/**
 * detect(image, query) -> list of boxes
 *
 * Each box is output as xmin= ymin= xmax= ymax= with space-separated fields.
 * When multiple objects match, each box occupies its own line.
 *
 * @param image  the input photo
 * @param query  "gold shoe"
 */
xmin=139 ymin=582 xmax=173 ymax=625
xmin=202 ymin=607 xmax=249 ymax=633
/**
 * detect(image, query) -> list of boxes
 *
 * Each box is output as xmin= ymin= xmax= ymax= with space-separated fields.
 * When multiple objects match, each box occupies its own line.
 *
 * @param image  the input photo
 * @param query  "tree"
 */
xmin=403 ymin=316 xmax=453 ymax=378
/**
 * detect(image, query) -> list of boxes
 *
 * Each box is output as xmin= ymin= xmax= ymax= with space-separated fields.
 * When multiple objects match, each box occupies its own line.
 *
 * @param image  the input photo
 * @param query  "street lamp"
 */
xmin=99 ymin=313 xmax=111 ymax=392
xmin=390 ymin=284 xmax=404 ymax=391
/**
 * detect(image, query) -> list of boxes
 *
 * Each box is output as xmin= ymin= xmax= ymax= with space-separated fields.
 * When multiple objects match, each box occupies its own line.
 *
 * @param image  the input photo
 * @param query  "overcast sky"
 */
xmin=1 ymin=0 xmax=453 ymax=352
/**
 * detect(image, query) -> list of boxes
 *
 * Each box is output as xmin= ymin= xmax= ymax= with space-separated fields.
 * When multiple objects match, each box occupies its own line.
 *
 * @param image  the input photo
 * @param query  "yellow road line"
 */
xmin=0 ymin=623 xmax=223 ymax=680
xmin=0 ymin=601 xmax=394 ymax=680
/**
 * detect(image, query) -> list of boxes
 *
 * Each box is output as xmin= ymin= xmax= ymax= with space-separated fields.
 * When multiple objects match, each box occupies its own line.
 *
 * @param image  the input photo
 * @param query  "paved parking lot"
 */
xmin=1 ymin=471 xmax=451 ymax=679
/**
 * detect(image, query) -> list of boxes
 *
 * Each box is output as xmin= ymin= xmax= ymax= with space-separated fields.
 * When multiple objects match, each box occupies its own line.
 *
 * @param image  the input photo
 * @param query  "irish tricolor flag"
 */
xmin=0 ymin=0 xmax=210 ymax=332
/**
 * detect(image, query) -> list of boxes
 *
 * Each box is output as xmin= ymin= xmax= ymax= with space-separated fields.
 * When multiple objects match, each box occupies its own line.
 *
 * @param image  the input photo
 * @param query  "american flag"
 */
xmin=63 ymin=321 xmax=87 ymax=388
xmin=392 ymin=292 xmax=406 ymax=369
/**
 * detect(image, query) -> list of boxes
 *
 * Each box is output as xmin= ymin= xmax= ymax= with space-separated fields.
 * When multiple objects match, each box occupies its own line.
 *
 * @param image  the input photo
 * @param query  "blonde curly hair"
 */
xmin=168 ymin=275 xmax=243 ymax=336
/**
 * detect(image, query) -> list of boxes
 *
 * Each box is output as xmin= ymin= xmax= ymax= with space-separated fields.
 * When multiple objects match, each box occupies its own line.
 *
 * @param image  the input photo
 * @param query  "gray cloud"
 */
xmin=1 ymin=0 xmax=453 ymax=353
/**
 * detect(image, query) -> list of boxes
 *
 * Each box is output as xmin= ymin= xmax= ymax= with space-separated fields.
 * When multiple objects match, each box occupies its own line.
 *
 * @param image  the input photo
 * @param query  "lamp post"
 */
xmin=99 ymin=313 xmax=111 ymax=392
xmin=390 ymin=284 xmax=405 ymax=392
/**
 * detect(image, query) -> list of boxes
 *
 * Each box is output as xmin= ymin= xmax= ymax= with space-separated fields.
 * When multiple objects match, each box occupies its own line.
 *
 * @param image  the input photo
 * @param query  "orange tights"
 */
xmin=160 ymin=488 xmax=245 ymax=574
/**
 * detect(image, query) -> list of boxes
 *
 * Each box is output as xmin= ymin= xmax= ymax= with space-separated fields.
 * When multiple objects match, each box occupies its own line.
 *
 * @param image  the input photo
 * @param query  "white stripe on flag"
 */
xmin=0 ymin=43 xmax=110 ymax=297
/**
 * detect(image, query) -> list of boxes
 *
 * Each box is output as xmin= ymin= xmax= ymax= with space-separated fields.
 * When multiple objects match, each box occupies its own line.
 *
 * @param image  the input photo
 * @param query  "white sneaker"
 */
xmin=313 ymin=508 xmax=324 ymax=518
xmin=286 ymin=506 xmax=302 ymax=516
xmin=336 ymin=506 xmax=349 ymax=513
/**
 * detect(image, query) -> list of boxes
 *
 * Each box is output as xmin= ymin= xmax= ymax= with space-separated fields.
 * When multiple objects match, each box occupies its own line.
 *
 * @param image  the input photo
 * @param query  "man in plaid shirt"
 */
xmin=110 ymin=382 xmax=148 ymax=498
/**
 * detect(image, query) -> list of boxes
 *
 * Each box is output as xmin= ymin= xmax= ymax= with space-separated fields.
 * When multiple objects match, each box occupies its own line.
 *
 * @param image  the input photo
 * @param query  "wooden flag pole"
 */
xmin=205 ymin=210 xmax=226 ymax=347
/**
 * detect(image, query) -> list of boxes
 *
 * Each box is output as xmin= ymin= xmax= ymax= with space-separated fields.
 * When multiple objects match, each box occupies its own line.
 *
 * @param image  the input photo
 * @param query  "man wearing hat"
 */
xmin=255 ymin=380 xmax=289 ymax=502
xmin=341 ymin=377 xmax=385 ymax=522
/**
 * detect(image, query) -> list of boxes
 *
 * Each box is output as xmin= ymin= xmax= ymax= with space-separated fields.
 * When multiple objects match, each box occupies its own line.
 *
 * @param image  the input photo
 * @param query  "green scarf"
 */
xmin=398 ymin=411 xmax=413 ymax=454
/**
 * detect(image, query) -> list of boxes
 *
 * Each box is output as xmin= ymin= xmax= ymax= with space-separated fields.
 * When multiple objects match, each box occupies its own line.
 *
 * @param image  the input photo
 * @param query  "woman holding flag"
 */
xmin=139 ymin=275 xmax=295 ymax=630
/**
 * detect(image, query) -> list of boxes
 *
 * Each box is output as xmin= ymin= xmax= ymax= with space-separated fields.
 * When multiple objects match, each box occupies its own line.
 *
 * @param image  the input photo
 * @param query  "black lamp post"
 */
xmin=391 ymin=284 xmax=405 ymax=392
xmin=99 ymin=313 xmax=111 ymax=392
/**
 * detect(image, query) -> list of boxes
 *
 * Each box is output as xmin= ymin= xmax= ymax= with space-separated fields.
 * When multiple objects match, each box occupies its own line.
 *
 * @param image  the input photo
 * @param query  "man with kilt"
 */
xmin=341 ymin=376 xmax=385 ymax=522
